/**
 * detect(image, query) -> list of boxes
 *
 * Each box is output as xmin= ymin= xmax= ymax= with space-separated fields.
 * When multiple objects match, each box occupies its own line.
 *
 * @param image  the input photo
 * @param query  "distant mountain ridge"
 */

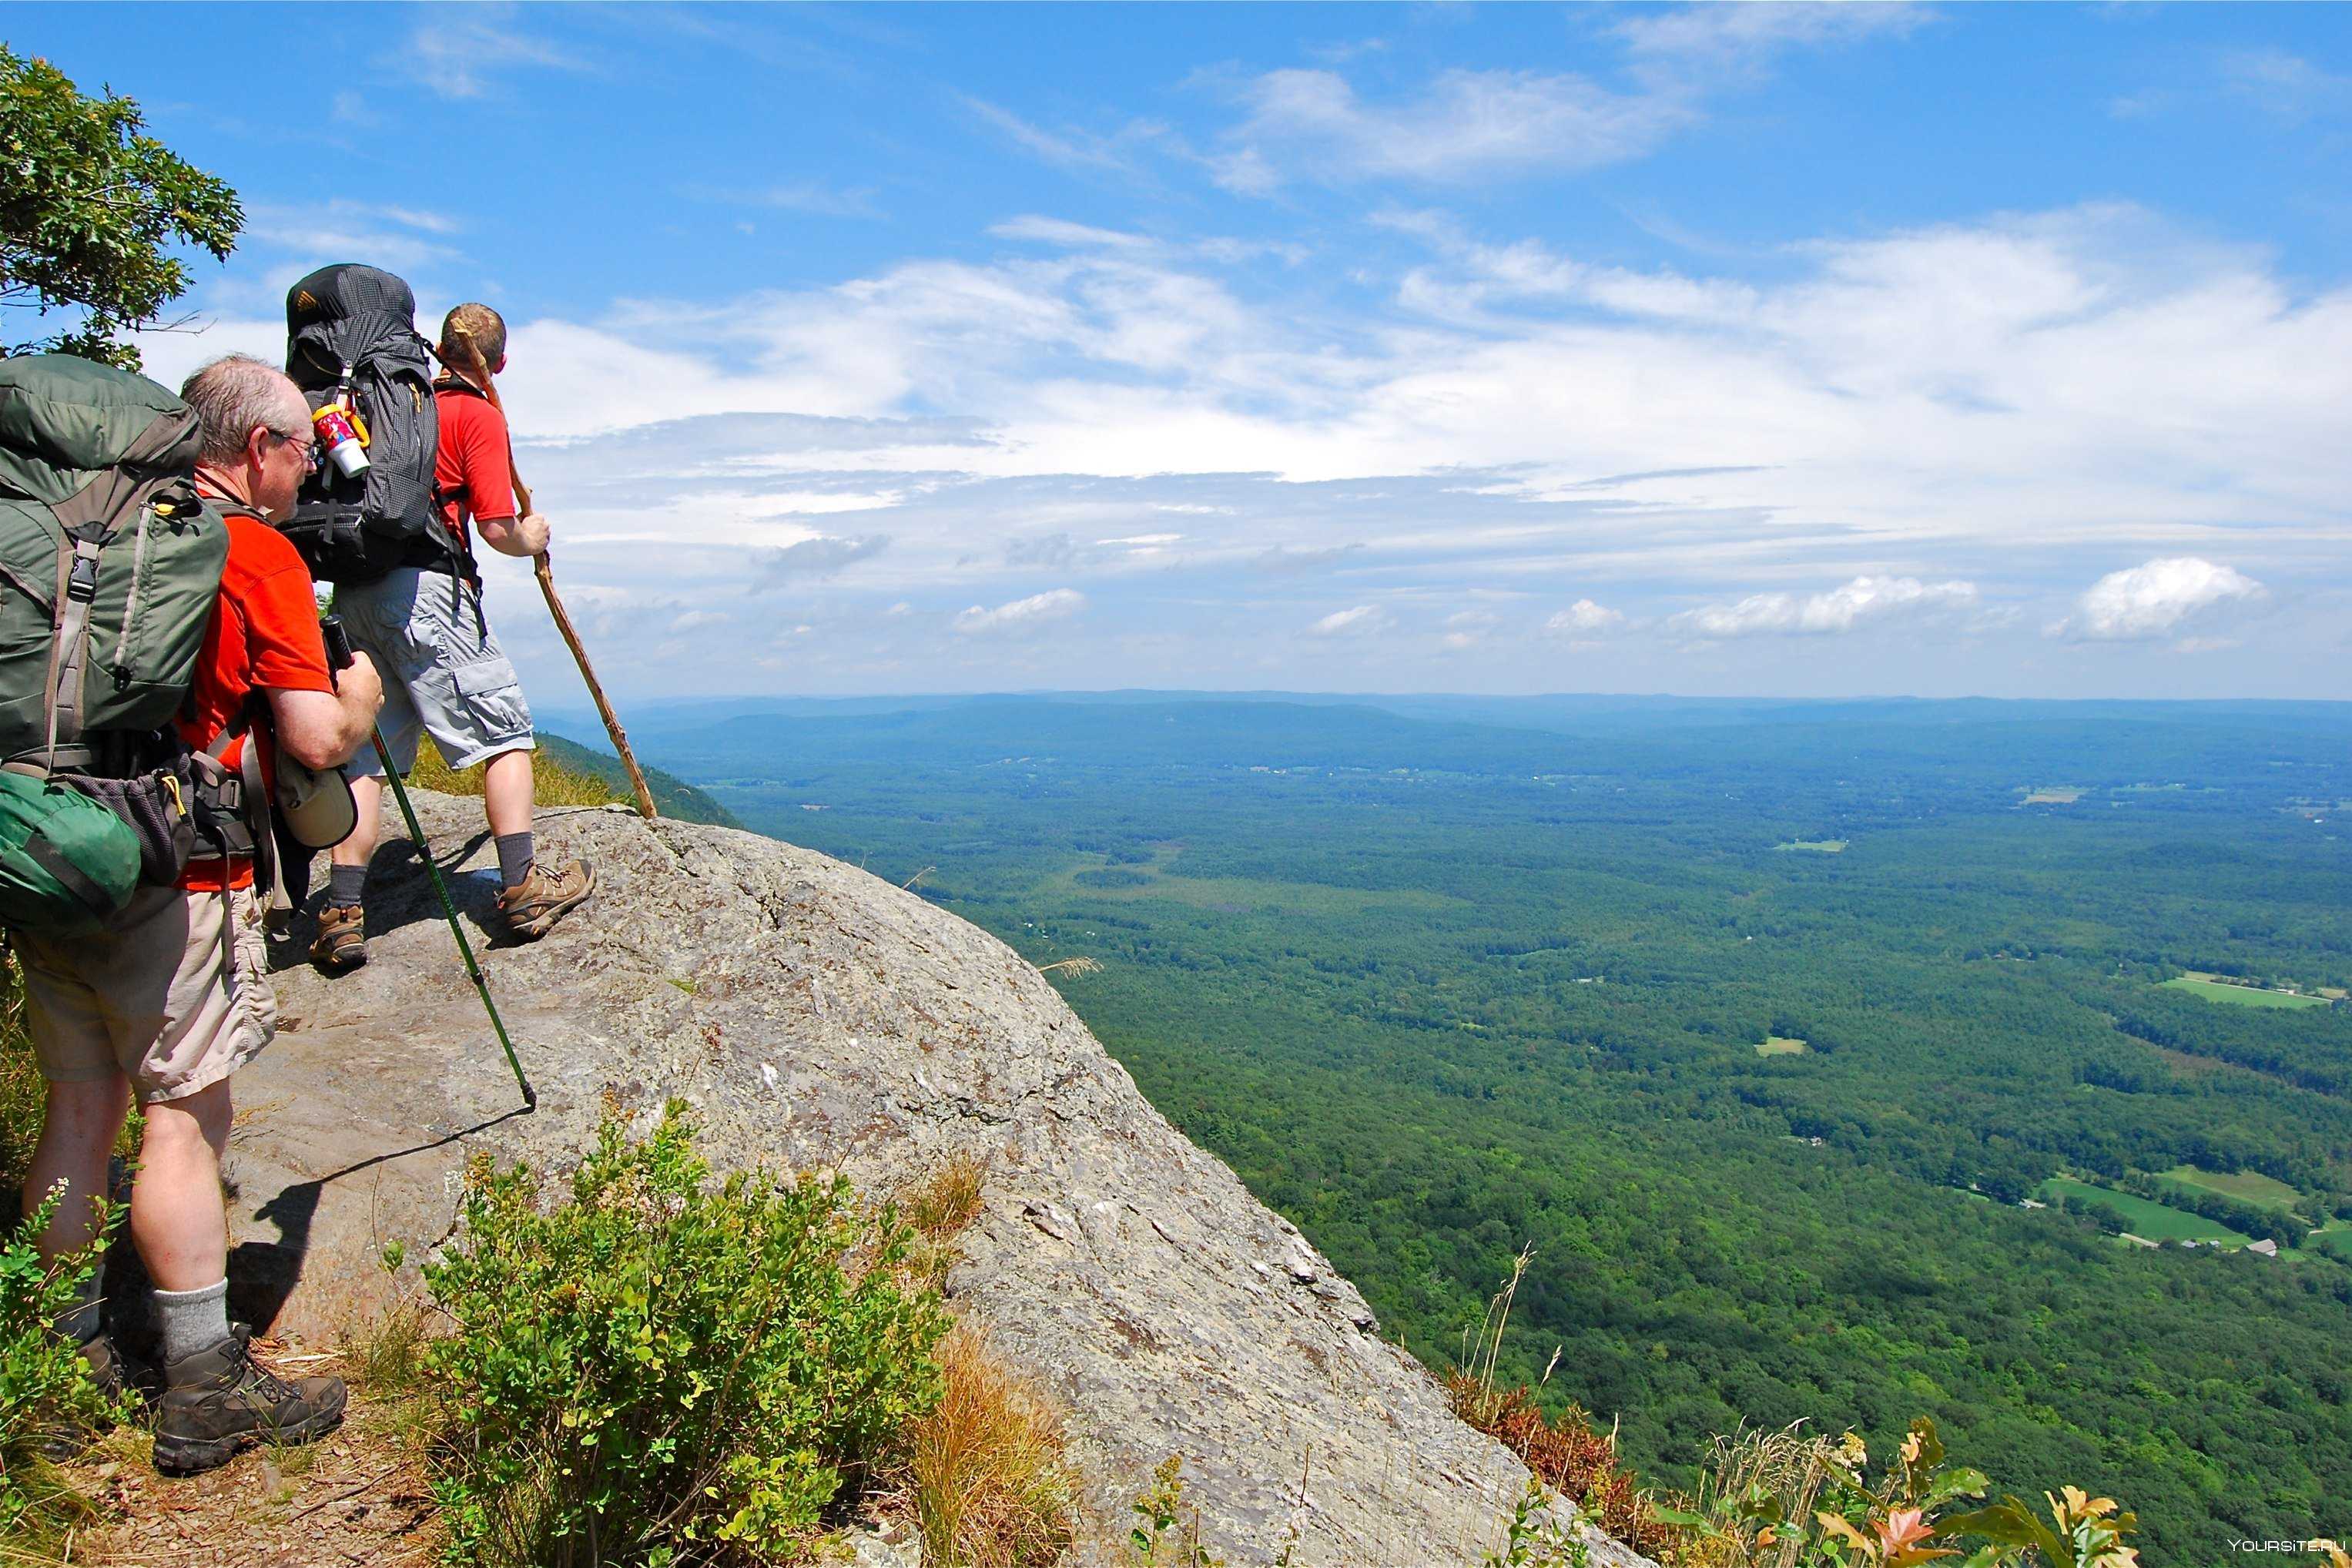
xmin=536 ymin=730 xmax=742 ymax=828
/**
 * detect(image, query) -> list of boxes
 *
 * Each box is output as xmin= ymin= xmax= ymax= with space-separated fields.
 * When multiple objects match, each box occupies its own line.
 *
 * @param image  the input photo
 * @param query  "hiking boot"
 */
xmin=310 ymin=903 xmax=367 ymax=971
xmin=35 ymin=1332 xmax=151 ymax=1457
xmin=152 ymin=1333 xmax=347 ymax=1478
xmin=79 ymin=1328 xmax=154 ymax=1404
xmin=495 ymin=856 xmax=595 ymax=940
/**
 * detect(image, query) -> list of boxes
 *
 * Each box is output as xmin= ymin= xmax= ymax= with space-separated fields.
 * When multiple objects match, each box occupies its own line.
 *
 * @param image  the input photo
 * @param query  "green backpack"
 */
xmin=0 ymin=354 xmax=230 ymax=934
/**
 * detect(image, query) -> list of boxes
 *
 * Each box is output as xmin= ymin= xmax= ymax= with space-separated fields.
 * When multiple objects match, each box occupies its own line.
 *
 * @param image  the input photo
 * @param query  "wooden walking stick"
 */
xmin=444 ymin=327 xmax=658 ymax=820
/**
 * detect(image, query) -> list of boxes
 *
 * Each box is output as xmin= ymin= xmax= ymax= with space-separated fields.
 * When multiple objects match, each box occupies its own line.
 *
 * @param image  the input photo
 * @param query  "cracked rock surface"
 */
xmin=228 ymin=790 xmax=1651 ymax=1567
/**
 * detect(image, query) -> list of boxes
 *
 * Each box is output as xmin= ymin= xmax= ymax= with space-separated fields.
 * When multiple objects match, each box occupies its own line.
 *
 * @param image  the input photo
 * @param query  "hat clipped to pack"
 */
xmin=274 ymin=752 xmax=358 ymax=851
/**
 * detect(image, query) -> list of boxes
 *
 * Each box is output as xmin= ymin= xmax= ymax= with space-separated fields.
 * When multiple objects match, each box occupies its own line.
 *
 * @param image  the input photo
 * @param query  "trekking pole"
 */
xmin=323 ymin=617 xmax=536 ymax=1113
xmin=439 ymin=328 xmax=658 ymax=821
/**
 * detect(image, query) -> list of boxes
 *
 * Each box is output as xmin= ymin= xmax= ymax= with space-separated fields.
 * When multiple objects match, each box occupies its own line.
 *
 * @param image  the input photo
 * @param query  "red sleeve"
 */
xmin=238 ymin=534 xmax=333 ymax=695
xmin=454 ymin=398 xmax=518 ymax=522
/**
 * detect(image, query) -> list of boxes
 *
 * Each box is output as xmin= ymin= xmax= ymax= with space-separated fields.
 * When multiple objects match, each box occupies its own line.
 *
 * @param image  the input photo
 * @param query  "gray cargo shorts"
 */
xmin=335 ymin=566 xmax=536 ymax=776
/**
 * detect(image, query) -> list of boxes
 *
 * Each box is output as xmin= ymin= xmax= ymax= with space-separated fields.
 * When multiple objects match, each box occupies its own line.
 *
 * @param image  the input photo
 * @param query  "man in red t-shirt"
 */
xmin=315 ymin=303 xmax=592 ymax=971
xmin=13 ymin=354 xmax=382 ymax=1477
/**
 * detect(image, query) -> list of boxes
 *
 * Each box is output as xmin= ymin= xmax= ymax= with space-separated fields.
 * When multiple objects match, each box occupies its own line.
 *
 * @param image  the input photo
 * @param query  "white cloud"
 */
xmin=1214 ymin=68 xmax=1686 ymax=192
xmin=990 ymin=216 xmax=1153 ymax=249
xmin=1546 ymin=599 xmax=1626 ymax=636
xmin=1306 ymin=605 xmax=1394 ymax=638
xmin=1215 ymin=12 xmax=1915 ymax=194
xmin=962 ymin=98 xmax=1162 ymax=174
xmin=750 ymin=534 xmax=888 ymax=591
xmin=1614 ymin=4 xmax=1925 ymax=74
xmin=405 ymin=13 xmax=591 ymax=99
xmin=953 ymin=588 xmax=1087 ymax=636
xmin=2059 ymin=557 xmax=2267 ymax=642
xmin=686 ymin=182 xmax=883 ymax=219
xmin=1671 ymin=577 xmax=1978 ymax=639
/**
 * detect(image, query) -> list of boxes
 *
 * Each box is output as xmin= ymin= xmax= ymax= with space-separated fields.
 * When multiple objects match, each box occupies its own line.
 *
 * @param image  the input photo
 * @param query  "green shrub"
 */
xmin=422 ymin=1101 xmax=949 ymax=1567
xmin=0 ymin=1188 xmax=129 ymax=1543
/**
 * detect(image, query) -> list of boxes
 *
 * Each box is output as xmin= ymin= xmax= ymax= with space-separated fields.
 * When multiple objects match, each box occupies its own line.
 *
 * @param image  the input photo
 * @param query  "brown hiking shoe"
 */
xmin=78 ymin=1330 xmax=152 ymax=1404
xmin=496 ymin=856 xmax=595 ymax=940
xmin=35 ymin=1332 xmax=149 ymax=1457
xmin=310 ymin=903 xmax=367 ymax=971
xmin=152 ymin=1334 xmax=346 ymax=1477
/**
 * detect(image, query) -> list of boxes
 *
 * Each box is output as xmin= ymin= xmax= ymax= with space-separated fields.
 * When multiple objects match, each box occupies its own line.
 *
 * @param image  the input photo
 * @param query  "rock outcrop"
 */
xmin=223 ymin=792 xmax=1649 ymax=1567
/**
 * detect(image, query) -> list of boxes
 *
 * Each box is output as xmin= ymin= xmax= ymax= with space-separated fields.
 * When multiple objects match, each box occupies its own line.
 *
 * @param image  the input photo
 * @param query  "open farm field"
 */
xmin=2160 ymin=976 xmax=2332 ymax=1009
xmin=1755 ymin=1036 xmax=1811 ymax=1056
xmin=2156 ymin=1164 xmax=2307 ymax=1212
xmin=2038 ymin=1177 xmax=2256 ymax=1245
xmin=2302 ymin=1224 xmax=2352 ymax=1265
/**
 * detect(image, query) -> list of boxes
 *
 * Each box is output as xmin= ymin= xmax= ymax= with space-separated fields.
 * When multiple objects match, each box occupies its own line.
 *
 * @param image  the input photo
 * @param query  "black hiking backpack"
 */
xmin=0 ymin=355 xmax=230 ymax=932
xmin=280 ymin=263 xmax=462 ymax=584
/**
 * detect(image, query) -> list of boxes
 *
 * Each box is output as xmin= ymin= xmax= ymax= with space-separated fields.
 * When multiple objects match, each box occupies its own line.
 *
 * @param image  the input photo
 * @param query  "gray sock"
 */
xmin=154 ymin=1278 xmax=231 ymax=1365
xmin=495 ymin=831 xmax=534 ymax=890
xmin=53 ymin=1265 xmax=103 ymax=1346
xmin=328 ymin=862 xmax=368 ymax=909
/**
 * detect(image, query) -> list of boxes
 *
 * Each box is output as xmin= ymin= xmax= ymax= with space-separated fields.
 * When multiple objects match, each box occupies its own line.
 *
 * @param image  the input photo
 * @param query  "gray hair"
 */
xmin=180 ymin=353 xmax=303 ymax=465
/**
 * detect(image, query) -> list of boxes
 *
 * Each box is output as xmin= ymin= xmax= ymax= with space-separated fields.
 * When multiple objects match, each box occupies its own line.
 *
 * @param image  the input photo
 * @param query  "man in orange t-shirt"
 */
xmin=12 ymin=355 xmax=382 ymax=1478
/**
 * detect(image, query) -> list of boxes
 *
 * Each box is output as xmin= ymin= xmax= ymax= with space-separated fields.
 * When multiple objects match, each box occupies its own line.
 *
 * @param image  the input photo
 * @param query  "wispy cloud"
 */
xmin=990 ymin=216 xmax=1154 ymax=250
xmin=406 ymin=11 xmax=593 ymax=99
xmin=750 ymin=534 xmax=890 ymax=592
xmin=1546 ymin=599 xmax=1626 ymax=637
xmin=1305 ymin=605 xmax=1394 ymax=638
xmin=962 ymin=96 xmax=1164 ymax=175
xmin=685 ymin=181 xmax=883 ymax=219
xmin=1670 ymin=577 xmax=1977 ymax=639
xmin=2220 ymin=47 xmax=2352 ymax=121
xmin=954 ymin=588 xmax=1087 ymax=635
xmin=2054 ymin=557 xmax=2267 ymax=642
xmin=1215 ymin=7 xmax=1918 ymax=194
xmin=1212 ymin=68 xmax=1687 ymax=193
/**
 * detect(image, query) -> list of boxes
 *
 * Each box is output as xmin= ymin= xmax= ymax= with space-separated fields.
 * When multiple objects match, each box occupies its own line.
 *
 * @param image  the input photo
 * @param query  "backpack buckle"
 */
xmin=65 ymin=553 xmax=99 ymax=605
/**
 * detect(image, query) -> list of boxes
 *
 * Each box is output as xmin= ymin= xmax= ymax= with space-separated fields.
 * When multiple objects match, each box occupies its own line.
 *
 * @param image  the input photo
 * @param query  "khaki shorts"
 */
xmin=15 ymin=885 xmax=276 ymax=1105
xmin=336 ymin=567 xmax=536 ymax=776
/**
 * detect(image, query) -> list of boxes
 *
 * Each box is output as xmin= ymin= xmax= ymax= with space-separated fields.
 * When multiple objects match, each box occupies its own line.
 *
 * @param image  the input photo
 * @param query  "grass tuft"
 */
xmin=889 ymin=1322 xmax=1075 ymax=1568
xmin=895 ymin=1151 xmax=989 ymax=1292
xmin=407 ymin=735 xmax=618 ymax=809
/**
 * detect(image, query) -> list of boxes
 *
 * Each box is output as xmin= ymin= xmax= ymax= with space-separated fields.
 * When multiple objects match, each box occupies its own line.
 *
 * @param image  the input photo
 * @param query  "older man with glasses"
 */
xmin=13 ymin=353 xmax=384 ymax=1477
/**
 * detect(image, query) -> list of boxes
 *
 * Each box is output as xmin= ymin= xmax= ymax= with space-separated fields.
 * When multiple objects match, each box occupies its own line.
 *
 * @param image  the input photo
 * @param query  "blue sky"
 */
xmin=17 ymin=3 xmax=2352 ymax=702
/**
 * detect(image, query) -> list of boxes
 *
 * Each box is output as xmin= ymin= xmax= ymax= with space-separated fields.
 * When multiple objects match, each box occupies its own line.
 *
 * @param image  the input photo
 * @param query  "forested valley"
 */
xmin=606 ymin=693 xmax=2352 ymax=1559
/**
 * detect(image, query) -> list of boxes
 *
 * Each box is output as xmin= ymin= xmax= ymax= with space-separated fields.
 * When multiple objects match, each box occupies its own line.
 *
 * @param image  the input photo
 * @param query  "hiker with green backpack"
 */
xmin=2 ymin=352 xmax=381 ymax=1476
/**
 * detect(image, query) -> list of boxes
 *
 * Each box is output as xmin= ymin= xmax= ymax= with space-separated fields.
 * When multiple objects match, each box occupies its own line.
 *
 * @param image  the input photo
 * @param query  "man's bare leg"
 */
xmin=25 ymin=1074 xmax=130 ymax=1278
xmin=130 ymin=1081 xmax=232 ymax=1295
xmin=332 ymin=773 xmax=384 ymax=883
xmin=482 ymin=747 xmax=534 ymax=839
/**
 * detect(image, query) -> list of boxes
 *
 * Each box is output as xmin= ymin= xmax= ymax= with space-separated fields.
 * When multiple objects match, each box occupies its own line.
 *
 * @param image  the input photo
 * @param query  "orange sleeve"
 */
xmin=239 ymin=534 xmax=333 ymax=695
xmin=455 ymin=397 xmax=518 ymax=522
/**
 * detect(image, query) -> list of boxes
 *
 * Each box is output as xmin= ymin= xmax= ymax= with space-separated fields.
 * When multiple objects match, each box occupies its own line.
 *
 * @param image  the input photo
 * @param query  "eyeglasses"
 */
xmin=265 ymin=427 xmax=320 ymax=472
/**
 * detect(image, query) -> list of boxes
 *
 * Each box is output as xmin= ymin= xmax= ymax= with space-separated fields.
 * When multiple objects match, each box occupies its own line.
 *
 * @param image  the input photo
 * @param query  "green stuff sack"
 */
xmin=0 ymin=769 xmax=140 ymax=933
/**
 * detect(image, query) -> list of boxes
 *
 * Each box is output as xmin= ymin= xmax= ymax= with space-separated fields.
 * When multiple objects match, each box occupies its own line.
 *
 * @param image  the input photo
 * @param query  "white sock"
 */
xmin=153 ymin=1278 xmax=231 ymax=1364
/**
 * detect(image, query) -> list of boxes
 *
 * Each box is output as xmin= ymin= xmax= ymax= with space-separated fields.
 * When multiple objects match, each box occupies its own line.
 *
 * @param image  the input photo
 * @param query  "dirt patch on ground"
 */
xmin=51 ymin=1338 xmax=437 ymax=1568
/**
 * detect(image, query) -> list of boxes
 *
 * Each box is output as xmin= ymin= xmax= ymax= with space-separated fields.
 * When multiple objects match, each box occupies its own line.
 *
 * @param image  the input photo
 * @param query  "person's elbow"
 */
xmin=477 ymin=512 xmax=548 ymax=558
xmin=269 ymin=685 xmax=377 ymax=770
xmin=277 ymin=715 xmax=363 ymax=772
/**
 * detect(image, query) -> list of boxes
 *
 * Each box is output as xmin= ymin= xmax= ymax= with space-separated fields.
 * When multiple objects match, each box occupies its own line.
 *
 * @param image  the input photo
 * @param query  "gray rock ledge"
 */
xmin=223 ymin=790 xmax=1652 ymax=1568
